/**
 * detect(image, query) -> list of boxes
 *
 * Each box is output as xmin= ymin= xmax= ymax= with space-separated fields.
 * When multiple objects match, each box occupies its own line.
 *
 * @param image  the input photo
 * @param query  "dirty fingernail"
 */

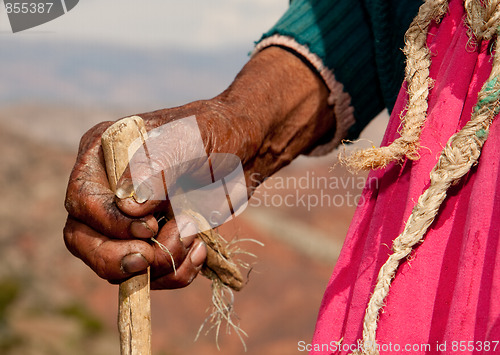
xmin=130 ymin=221 xmax=155 ymax=239
xmin=116 ymin=179 xmax=135 ymax=199
xmin=133 ymin=183 xmax=153 ymax=204
xmin=121 ymin=253 xmax=149 ymax=274
xmin=190 ymin=242 xmax=207 ymax=267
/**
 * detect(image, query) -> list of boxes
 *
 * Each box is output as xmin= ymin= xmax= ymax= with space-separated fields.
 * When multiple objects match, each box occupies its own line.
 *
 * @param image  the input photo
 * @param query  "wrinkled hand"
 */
xmin=63 ymin=101 xmax=242 ymax=289
xmin=63 ymin=47 xmax=333 ymax=290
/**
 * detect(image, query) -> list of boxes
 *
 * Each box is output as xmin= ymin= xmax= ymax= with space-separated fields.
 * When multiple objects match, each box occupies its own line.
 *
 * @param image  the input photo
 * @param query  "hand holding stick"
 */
xmin=101 ymin=116 xmax=247 ymax=354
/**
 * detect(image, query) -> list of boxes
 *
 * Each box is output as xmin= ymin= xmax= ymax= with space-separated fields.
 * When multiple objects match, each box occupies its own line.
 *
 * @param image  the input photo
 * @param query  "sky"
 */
xmin=0 ymin=1 xmax=289 ymax=110
xmin=0 ymin=0 xmax=287 ymax=50
xmin=0 ymin=1 xmax=290 ymax=145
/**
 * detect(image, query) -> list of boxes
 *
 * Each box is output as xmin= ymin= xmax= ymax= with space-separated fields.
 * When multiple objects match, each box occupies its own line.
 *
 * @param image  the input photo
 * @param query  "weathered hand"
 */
xmin=63 ymin=102 xmax=230 ymax=289
xmin=63 ymin=47 xmax=333 ymax=290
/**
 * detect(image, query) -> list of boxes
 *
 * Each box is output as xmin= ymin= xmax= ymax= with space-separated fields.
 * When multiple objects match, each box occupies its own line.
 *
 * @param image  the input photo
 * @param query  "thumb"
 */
xmin=113 ymin=130 xmax=169 ymax=217
xmin=114 ymin=115 xmax=207 ymax=217
xmin=115 ymin=172 xmax=164 ymax=217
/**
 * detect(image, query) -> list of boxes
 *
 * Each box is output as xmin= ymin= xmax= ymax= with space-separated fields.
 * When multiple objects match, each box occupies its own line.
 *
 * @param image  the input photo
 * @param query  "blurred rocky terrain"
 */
xmin=0 ymin=104 xmax=387 ymax=355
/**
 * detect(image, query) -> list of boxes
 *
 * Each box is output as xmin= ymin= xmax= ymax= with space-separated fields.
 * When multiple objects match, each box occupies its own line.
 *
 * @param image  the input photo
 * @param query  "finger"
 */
xmin=115 ymin=116 xmax=209 ymax=217
xmin=148 ymin=213 xmax=199 ymax=273
xmin=63 ymin=216 xmax=155 ymax=281
xmin=129 ymin=215 xmax=159 ymax=239
xmin=66 ymin=176 xmax=158 ymax=239
xmin=115 ymin=175 xmax=164 ymax=218
xmin=115 ymin=155 xmax=181 ymax=218
xmin=148 ymin=213 xmax=206 ymax=289
xmin=65 ymin=128 xmax=158 ymax=239
xmin=149 ymin=218 xmax=187 ymax=274
xmin=151 ymin=239 xmax=207 ymax=290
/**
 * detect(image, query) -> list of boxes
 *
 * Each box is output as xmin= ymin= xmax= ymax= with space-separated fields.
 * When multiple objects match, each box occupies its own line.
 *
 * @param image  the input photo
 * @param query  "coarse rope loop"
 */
xmin=465 ymin=0 xmax=500 ymax=41
xmin=340 ymin=0 xmax=449 ymax=171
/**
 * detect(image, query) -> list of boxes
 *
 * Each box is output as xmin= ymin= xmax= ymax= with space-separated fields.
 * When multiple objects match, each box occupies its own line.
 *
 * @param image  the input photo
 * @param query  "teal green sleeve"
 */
xmin=258 ymin=0 xmax=422 ymax=139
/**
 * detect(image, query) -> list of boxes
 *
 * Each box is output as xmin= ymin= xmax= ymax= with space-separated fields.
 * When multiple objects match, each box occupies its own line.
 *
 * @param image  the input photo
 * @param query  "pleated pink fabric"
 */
xmin=311 ymin=1 xmax=500 ymax=353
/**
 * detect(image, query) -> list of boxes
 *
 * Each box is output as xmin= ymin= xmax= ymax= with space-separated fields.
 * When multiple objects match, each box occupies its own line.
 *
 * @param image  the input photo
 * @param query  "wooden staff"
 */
xmin=102 ymin=116 xmax=152 ymax=355
xmin=101 ymin=116 xmax=246 ymax=354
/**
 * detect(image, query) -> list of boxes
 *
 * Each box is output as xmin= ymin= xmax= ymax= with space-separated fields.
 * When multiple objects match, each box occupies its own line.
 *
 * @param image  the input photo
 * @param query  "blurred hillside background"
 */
xmin=0 ymin=1 xmax=388 ymax=354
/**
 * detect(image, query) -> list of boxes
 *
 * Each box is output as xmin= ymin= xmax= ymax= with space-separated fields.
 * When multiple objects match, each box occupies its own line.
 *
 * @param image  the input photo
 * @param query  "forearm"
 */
xmin=138 ymin=46 xmax=334 ymax=191
xmin=63 ymin=42 xmax=333 ymax=288
xmin=214 ymin=46 xmax=334 ymax=187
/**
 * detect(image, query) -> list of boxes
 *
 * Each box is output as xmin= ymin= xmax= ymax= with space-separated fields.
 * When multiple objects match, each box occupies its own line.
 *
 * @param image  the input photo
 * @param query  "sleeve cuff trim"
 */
xmin=253 ymin=34 xmax=356 ymax=155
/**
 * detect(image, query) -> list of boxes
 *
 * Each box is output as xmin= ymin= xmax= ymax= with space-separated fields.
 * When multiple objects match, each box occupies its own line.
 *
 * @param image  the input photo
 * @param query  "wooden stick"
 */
xmin=101 ymin=116 xmax=152 ymax=355
xmin=101 ymin=115 xmax=248 ymax=353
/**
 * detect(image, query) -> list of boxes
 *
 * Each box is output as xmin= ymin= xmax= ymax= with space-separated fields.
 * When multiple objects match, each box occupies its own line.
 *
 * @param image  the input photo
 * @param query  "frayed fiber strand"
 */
xmin=341 ymin=0 xmax=449 ymax=172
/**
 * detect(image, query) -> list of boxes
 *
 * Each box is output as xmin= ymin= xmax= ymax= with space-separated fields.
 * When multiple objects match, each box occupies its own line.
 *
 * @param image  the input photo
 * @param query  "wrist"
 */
xmin=139 ymin=46 xmax=335 ymax=193
xmin=214 ymin=46 xmax=335 ymax=187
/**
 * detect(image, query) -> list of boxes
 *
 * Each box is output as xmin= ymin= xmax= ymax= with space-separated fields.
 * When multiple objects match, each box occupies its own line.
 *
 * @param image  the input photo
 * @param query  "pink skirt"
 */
xmin=312 ymin=1 xmax=500 ymax=354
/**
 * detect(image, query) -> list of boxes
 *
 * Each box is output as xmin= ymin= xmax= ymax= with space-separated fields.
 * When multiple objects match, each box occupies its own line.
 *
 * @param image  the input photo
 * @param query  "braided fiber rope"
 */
xmin=347 ymin=1 xmax=500 ymax=354
xmin=340 ymin=0 xmax=449 ymax=171
xmin=465 ymin=0 xmax=500 ymax=40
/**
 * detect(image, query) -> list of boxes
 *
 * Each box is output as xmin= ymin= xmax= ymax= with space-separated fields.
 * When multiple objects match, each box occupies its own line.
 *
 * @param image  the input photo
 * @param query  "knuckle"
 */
xmin=93 ymin=254 xmax=112 ymax=280
xmin=63 ymin=219 xmax=120 ymax=281
xmin=64 ymin=173 xmax=81 ymax=214
xmin=64 ymin=191 xmax=78 ymax=214
xmin=78 ymin=121 xmax=113 ymax=153
xmin=62 ymin=219 xmax=77 ymax=254
xmin=86 ymin=241 xmax=117 ymax=281
xmin=63 ymin=179 xmax=90 ymax=219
